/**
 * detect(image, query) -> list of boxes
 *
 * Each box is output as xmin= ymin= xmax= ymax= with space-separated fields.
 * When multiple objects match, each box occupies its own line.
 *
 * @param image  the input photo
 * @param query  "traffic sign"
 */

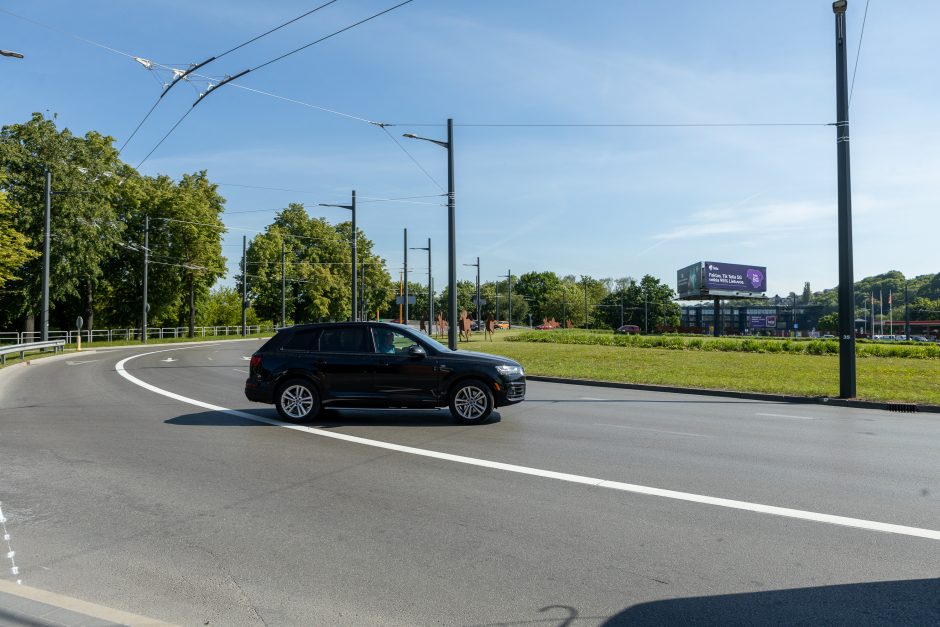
xmin=395 ymin=295 xmax=417 ymax=305
xmin=75 ymin=316 xmax=83 ymax=330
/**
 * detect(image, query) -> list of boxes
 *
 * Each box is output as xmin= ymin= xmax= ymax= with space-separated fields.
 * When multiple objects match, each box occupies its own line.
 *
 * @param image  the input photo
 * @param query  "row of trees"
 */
xmin=0 ymin=113 xmax=235 ymax=333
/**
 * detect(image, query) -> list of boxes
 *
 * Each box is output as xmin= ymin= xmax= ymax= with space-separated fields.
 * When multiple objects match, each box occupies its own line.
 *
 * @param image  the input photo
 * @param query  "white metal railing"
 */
xmin=0 ymin=340 xmax=66 ymax=365
xmin=5 ymin=326 xmax=273 ymax=346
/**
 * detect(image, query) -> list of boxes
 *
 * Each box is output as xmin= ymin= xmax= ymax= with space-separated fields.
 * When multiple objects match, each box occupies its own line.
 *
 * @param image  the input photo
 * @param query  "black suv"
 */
xmin=245 ymin=322 xmax=525 ymax=424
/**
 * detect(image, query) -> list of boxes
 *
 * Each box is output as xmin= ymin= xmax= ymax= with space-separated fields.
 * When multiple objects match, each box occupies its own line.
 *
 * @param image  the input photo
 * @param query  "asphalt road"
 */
xmin=1 ymin=340 xmax=938 ymax=626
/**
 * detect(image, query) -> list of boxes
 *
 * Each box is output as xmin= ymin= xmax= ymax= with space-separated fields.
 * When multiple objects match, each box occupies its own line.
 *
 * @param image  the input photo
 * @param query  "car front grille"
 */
xmin=506 ymin=380 xmax=526 ymax=401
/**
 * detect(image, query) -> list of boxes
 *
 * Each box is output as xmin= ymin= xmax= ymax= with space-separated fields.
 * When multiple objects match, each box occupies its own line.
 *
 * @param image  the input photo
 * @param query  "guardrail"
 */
xmin=0 ymin=340 xmax=66 ymax=365
xmin=1 ymin=326 xmax=273 ymax=346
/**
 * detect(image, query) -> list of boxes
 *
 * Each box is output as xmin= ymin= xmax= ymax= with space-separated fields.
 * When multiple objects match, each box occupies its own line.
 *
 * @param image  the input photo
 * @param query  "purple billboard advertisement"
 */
xmin=748 ymin=315 xmax=777 ymax=328
xmin=703 ymin=261 xmax=767 ymax=293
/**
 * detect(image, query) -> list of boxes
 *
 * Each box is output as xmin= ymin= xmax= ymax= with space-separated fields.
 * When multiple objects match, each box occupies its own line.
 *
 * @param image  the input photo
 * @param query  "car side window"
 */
xmin=281 ymin=329 xmax=320 ymax=351
xmin=319 ymin=327 xmax=368 ymax=353
xmin=371 ymin=328 xmax=419 ymax=354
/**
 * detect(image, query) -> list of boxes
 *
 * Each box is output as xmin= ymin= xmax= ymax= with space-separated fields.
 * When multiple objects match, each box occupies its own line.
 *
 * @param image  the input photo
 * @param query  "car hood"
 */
xmin=438 ymin=350 xmax=523 ymax=368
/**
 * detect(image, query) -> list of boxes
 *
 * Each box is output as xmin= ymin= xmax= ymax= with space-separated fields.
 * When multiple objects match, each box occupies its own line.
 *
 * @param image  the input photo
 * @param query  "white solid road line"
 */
xmin=594 ymin=423 xmax=709 ymax=438
xmin=756 ymin=412 xmax=815 ymax=420
xmin=115 ymin=347 xmax=940 ymax=542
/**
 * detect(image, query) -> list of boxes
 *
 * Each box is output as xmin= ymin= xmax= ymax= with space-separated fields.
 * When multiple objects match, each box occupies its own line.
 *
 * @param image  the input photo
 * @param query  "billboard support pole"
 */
xmin=833 ymin=1 xmax=856 ymax=398
xmin=713 ymin=298 xmax=721 ymax=337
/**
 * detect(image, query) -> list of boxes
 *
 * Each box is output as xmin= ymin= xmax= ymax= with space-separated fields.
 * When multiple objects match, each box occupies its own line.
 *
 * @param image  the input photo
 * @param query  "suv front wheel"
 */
xmin=449 ymin=379 xmax=494 ymax=424
xmin=275 ymin=379 xmax=320 ymax=423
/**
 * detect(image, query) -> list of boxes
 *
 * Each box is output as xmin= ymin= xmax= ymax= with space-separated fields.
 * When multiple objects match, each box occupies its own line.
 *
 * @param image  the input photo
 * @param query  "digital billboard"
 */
xmin=702 ymin=261 xmax=767 ymax=294
xmin=677 ymin=261 xmax=767 ymax=298
xmin=676 ymin=262 xmax=702 ymax=299
xmin=748 ymin=314 xmax=777 ymax=328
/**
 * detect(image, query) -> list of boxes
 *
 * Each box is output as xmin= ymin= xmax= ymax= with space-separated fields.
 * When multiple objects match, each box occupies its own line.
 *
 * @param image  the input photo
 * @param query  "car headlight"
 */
xmin=495 ymin=364 xmax=524 ymax=377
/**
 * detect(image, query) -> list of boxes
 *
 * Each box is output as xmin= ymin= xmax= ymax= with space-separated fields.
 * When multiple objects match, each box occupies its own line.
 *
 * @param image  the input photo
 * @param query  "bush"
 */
xmin=506 ymin=330 xmax=938 ymax=359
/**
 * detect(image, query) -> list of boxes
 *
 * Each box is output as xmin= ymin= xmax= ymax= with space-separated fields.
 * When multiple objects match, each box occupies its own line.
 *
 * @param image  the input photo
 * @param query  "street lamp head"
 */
xmin=402 ymin=133 xmax=418 ymax=139
xmin=832 ymin=0 xmax=847 ymax=14
xmin=1 ymin=49 xmax=25 ymax=59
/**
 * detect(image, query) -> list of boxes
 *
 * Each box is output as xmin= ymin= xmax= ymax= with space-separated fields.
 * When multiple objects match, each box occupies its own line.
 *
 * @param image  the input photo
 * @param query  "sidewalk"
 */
xmin=0 ymin=580 xmax=174 ymax=627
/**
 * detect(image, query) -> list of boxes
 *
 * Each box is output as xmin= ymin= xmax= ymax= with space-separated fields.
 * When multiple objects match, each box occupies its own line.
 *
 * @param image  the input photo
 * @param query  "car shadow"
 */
xmin=469 ymin=579 xmax=939 ymax=626
xmin=164 ymin=407 xmax=501 ymax=428
xmin=600 ymin=578 xmax=940 ymax=626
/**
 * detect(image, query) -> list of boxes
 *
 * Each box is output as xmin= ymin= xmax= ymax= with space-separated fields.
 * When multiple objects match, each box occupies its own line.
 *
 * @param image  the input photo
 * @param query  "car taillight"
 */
xmin=249 ymin=355 xmax=262 ymax=370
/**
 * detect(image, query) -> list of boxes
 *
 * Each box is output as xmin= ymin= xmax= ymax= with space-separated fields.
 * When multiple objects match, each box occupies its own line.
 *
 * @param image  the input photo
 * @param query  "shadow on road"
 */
xmin=600 ymin=578 xmax=940 ymax=626
xmin=165 ymin=407 xmax=500 ymax=428
xmin=524 ymin=398 xmax=774 ymax=404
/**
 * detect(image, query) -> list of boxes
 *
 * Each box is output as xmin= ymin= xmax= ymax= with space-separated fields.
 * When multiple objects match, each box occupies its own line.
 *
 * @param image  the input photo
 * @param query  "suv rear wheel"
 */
xmin=449 ymin=379 xmax=494 ymax=424
xmin=275 ymin=379 xmax=320 ymax=423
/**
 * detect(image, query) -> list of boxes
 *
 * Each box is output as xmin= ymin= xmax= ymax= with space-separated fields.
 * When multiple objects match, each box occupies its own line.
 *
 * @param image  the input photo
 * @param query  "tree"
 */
xmin=0 ymin=113 xmax=127 ymax=331
xmin=0 ymin=188 xmax=38 ymax=288
xmin=802 ymin=282 xmax=812 ymax=305
xmin=817 ymin=312 xmax=839 ymax=332
xmin=242 ymin=205 xmax=391 ymax=325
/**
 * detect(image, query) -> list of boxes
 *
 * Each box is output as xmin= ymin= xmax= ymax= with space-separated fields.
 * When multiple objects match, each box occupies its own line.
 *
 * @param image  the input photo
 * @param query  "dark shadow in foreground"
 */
xmin=601 ymin=578 xmax=940 ymax=626
xmin=165 ymin=407 xmax=500 ymax=428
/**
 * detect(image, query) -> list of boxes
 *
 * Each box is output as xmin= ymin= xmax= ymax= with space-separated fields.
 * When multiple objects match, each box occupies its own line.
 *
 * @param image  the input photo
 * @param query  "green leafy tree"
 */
xmin=0 ymin=113 xmax=127 ymax=331
xmin=0 ymin=188 xmax=38 ymax=288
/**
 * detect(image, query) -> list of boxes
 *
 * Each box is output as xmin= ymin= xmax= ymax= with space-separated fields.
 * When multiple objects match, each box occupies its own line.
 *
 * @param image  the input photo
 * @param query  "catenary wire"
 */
xmin=380 ymin=126 xmax=445 ymax=192
xmin=249 ymin=0 xmax=415 ymax=73
xmin=214 ymin=0 xmax=341 ymax=61
xmin=849 ymin=0 xmax=871 ymax=107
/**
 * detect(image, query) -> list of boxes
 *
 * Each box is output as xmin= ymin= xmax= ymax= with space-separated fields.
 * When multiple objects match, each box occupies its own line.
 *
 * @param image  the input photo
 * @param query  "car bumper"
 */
xmin=495 ymin=375 xmax=526 ymax=407
xmin=244 ymin=379 xmax=273 ymax=403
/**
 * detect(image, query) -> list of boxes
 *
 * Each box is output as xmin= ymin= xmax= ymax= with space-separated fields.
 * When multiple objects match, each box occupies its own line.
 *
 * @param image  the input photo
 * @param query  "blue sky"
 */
xmin=3 ymin=1 xmax=938 ymax=298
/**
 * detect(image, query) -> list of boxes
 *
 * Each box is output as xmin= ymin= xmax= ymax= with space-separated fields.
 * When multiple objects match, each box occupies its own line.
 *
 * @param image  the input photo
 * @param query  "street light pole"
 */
xmin=241 ymin=235 xmax=248 ymax=336
xmin=403 ymin=119 xmax=457 ymax=349
xmin=403 ymin=228 xmax=409 ymax=323
xmin=41 ymin=169 xmax=51 ymax=342
xmin=833 ymin=0 xmax=856 ymax=398
xmin=318 ymin=190 xmax=357 ymax=321
xmin=142 ymin=215 xmax=149 ymax=344
xmin=410 ymin=239 xmax=432 ymax=332
xmin=499 ymin=270 xmax=512 ymax=329
xmin=281 ymin=240 xmax=286 ymax=327
xmin=463 ymin=257 xmax=481 ymax=324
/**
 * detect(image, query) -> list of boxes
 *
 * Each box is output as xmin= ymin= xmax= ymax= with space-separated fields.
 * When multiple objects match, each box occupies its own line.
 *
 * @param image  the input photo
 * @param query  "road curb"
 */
xmin=0 ymin=579 xmax=175 ymax=626
xmin=525 ymin=375 xmax=940 ymax=414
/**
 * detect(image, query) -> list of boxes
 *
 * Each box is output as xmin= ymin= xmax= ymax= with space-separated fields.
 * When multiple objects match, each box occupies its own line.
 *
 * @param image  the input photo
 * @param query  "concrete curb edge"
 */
xmin=525 ymin=375 xmax=940 ymax=414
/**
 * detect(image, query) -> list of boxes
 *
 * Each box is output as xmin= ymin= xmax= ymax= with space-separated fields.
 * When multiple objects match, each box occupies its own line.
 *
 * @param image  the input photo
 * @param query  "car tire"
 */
xmin=275 ymin=379 xmax=320 ymax=423
xmin=449 ymin=379 xmax=494 ymax=425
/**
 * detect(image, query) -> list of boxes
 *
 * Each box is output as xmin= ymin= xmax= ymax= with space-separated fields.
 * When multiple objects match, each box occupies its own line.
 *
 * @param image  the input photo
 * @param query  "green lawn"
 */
xmin=460 ymin=331 xmax=940 ymax=405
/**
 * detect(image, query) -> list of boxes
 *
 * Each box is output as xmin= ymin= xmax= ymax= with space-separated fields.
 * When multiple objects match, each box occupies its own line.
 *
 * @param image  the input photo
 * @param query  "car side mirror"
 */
xmin=406 ymin=345 xmax=426 ymax=358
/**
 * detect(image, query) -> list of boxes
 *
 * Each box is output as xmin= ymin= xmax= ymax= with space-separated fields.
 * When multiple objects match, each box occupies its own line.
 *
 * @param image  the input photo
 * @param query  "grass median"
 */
xmin=461 ymin=330 xmax=940 ymax=405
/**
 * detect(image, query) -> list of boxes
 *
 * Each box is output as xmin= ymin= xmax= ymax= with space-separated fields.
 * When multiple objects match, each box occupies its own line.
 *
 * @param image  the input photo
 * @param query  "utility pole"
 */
xmin=318 ymin=191 xmax=357 ymax=321
xmin=411 ymin=238 xmax=433 ymax=332
xmin=583 ymin=280 xmax=588 ymax=329
xmin=401 ymin=119 xmax=457 ymax=348
xmin=403 ymin=228 xmax=409 ymax=324
xmin=142 ymin=215 xmax=149 ymax=344
xmin=562 ymin=291 xmax=566 ymax=328
xmin=241 ymin=235 xmax=247 ymax=336
xmin=499 ymin=270 xmax=512 ymax=329
xmin=446 ymin=119 xmax=457 ymax=349
xmin=464 ymin=257 xmax=481 ymax=324
xmin=41 ymin=169 xmax=51 ymax=342
xmin=281 ymin=240 xmax=286 ymax=327
xmin=495 ymin=281 xmax=499 ymax=321
xmin=904 ymin=280 xmax=911 ymax=340
xmin=833 ymin=0 xmax=856 ymax=398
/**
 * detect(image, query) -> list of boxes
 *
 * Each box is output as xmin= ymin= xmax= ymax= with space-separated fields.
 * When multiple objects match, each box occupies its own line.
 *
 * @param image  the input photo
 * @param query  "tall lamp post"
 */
xmin=319 ymin=191 xmax=358 ymax=321
xmin=833 ymin=0 xmax=856 ymax=398
xmin=464 ymin=257 xmax=481 ymax=324
xmin=499 ymin=270 xmax=512 ymax=329
xmin=410 ymin=239 xmax=432 ymax=332
xmin=403 ymin=119 xmax=456 ymax=349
